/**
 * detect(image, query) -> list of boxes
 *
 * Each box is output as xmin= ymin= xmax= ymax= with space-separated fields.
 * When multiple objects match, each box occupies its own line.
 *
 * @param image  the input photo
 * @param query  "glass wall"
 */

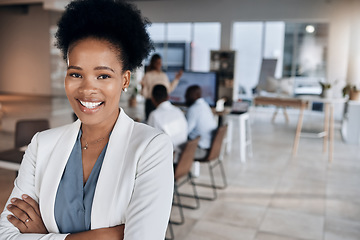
xmin=147 ymin=22 xmax=221 ymax=72
xmin=283 ymin=23 xmax=328 ymax=78
xmin=232 ymin=21 xmax=328 ymax=97
xmin=232 ymin=22 xmax=285 ymax=97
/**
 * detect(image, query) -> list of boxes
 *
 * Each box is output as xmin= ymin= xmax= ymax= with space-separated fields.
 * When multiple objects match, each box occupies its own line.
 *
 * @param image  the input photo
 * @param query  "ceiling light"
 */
xmin=305 ymin=25 xmax=315 ymax=33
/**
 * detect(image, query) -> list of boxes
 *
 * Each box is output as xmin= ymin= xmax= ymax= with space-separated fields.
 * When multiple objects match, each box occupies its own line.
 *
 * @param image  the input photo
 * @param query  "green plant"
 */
xmin=342 ymin=84 xmax=359 ymax=97
xmin=131 ymin=85 xmax=138 ymax=97
xmin=319 ymin=82 xmax=332 ymax=90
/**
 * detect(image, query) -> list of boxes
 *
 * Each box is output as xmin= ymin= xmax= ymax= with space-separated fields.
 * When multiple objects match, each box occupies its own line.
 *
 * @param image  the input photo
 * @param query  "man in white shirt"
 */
xmin=148 ymin=84 xmax=188 ymax=162
xmin=185 ymin=85 xmax=217 ymax=159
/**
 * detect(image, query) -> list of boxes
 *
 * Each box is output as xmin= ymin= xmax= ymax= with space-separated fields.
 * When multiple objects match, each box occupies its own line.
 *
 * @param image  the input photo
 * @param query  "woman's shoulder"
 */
xmin=36 ymin=121 xmax=79 ymax=142
xmin=132 ymin=121 xmax=163 ymax=139
xmin=132 ymin=122 xmax=171 ymax=146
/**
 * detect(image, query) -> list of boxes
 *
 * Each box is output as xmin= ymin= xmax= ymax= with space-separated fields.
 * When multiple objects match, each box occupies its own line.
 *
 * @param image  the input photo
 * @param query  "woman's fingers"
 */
xmin=8 ymin=197 xmax=37 ymax=221
xmin=22 ymin=194 xmax=41 ymax=216
xmin=7 ymin=203 xmax=30 ymax=224
xmin=7 ymin=214 xmax=27 ymax=232
xmin=6 ymin=196 xmax=48 ymax=234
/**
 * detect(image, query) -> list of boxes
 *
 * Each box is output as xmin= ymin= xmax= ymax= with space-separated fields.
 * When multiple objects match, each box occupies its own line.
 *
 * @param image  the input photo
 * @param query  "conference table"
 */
xmin=253 ymin=95 xmax=346 ymax=162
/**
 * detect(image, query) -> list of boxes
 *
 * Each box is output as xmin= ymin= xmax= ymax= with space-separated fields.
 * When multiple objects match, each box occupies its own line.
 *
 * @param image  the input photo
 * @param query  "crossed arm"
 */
xmin=6 ymin=194 xmax=124 ymax=240
xmin=1 ymin=130 xmax=173 ymax=240
xmin=0 ymin=132 xmax=124 ymax=240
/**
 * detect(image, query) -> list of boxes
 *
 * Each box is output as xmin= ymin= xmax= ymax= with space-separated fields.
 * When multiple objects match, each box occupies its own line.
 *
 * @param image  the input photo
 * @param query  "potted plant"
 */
xmin=343 ymin=84 xmax=360 ymax=101
xmin=319 ymin=81 xmax=332 ymax=98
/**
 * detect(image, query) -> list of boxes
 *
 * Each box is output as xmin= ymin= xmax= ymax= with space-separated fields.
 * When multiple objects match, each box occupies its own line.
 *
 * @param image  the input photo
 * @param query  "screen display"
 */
xmin=166 ymin=71 xmax=218 ymax=107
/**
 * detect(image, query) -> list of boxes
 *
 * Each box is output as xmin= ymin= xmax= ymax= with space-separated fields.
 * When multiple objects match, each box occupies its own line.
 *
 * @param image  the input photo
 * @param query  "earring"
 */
xmin=123 ymin=88 xmax=128 ymax=92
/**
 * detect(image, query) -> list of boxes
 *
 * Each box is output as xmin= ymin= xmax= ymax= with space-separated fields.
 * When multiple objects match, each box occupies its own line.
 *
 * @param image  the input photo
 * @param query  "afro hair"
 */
xmin=55 ymin=0 xmax=153 ymax=71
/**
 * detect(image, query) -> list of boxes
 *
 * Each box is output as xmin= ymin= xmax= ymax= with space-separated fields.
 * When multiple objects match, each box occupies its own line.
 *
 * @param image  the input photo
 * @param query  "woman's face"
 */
xmin=154 ymin=58 xmax=162 ymax=71
xmin=65 ymin=38 xmax=130 ymax=127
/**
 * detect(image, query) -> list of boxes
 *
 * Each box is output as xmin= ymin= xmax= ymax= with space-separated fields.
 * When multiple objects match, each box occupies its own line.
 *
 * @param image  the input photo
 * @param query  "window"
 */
xmin=232 ymin=21 xmax=328 ymax=97
xmin=147 ymin=22 xmax=221 ymax=72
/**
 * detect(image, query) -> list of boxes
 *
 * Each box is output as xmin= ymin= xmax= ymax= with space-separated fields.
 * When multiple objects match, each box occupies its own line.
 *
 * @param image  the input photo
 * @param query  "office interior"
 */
xmin=0 ymin=0 xmax=360 ymax=239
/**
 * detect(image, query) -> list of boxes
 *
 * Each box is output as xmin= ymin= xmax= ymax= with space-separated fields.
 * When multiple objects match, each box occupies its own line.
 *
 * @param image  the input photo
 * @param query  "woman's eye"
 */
xmin=70 ymin=73 xmax=82 ymax=78
xmin=98 ymin=74 xmax=110 ymax=80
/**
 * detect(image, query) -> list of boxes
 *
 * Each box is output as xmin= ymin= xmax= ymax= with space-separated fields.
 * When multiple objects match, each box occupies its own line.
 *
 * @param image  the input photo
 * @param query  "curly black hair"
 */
xmin=55 ymin=0 xmax=153 ymax=71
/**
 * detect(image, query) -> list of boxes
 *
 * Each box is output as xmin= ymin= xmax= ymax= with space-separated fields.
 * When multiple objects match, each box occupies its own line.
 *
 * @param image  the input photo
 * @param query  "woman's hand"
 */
xmin=6 ymin=194 xmax=48 ymax=234
xmin=175 ymin=70 xmax=183 ymax=80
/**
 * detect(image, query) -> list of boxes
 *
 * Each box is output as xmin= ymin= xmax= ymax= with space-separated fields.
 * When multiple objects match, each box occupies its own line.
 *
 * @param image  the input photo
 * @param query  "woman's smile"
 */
xmin=64 ymin=37 xmax=130 ymax=127
xmin=77 ymin=99 xmax=104 ymax=112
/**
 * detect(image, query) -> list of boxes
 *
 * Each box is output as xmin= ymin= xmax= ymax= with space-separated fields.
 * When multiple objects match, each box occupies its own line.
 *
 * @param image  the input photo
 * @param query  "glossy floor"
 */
xmin=0 ymin=94 xmax=359 ymax=240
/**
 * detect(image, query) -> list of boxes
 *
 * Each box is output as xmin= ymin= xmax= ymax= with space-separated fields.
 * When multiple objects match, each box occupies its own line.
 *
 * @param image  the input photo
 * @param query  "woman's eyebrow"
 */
xmin=68 ymin=65 xmax=82 ymax=70
xmin=94 ymin=66 xmax=115 ymax=73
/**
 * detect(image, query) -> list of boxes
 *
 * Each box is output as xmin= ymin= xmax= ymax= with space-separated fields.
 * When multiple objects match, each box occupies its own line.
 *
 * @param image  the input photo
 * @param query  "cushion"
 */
xmin=265 ymin=77 xmax=294 ymax=96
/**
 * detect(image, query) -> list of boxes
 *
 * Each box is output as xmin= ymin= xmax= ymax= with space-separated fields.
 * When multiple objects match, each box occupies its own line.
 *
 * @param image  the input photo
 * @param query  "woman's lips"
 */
xmin=77 ymin=99 xmax=104 ymax=112
xmin=79 ymin=100 xmax=103 ymax=109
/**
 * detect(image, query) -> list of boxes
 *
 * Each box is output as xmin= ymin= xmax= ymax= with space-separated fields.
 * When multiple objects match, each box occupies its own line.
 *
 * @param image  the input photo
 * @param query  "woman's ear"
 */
xmin=123 ymin=70 xmax=131 ymax=89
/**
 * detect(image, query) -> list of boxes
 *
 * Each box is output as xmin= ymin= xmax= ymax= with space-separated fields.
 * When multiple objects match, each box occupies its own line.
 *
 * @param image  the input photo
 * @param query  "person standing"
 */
xmin=141 ymin=54 xmax=183 ymax=120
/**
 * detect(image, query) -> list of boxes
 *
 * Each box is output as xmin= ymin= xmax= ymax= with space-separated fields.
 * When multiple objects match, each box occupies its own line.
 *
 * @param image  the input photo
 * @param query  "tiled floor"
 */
xmin=0 ymin=94 xmax=359 ymax=240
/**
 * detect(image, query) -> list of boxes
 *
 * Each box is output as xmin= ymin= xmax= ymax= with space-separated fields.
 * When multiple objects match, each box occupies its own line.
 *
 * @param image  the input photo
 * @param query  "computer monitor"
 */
xmin=166 ymin=71 xmax=218 ymax=107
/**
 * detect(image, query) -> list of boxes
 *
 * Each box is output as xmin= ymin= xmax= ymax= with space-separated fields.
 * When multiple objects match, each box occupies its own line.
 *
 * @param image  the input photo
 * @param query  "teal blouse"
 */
xmin=54 ymin=130 xmax=108 ymax=233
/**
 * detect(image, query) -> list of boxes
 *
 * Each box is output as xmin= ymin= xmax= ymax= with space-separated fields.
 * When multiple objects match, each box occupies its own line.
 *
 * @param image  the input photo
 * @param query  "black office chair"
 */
xmin=0 ymin=119 xmax=50 ymax=168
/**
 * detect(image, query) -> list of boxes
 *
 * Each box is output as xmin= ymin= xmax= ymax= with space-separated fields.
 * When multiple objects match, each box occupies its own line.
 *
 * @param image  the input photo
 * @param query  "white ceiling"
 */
xmin=0 ymin=0 xmax=173 ymax=11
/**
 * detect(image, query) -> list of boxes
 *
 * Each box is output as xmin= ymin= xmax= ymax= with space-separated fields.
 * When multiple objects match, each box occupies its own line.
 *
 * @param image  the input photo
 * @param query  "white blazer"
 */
xmin=0 ymin=109 xmax=174 ymax=240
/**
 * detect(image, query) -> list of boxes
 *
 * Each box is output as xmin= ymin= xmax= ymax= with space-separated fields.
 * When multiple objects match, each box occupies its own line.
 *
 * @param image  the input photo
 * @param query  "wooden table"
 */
xmin=253 ymin=96 xmax=308 ymax=158
xmin=297 ymin=96 xmax=347 ymax=162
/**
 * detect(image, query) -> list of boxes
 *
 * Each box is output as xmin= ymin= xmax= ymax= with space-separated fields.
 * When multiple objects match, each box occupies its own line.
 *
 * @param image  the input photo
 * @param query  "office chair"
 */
xmin=170 ymin=137 xmax=200 ymax=225
xmin=0 ymin=119 xmax=50 ymax=170
xmin=166 ymin=137 xmax=200 ymax=240
xmin=192 ymin=124 xmax=228 ymax=201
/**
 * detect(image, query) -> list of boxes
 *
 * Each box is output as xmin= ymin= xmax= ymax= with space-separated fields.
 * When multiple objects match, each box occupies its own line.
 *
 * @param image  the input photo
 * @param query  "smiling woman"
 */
xmin=0 ymin=0 xmax=174 ymax=240
xmin=65 ymin=38 xmax=127 ymax=128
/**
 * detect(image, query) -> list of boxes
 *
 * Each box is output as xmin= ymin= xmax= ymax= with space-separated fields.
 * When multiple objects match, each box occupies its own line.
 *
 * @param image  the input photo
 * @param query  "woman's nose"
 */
xmin=79 ymin=78 xmax=98 ymax=95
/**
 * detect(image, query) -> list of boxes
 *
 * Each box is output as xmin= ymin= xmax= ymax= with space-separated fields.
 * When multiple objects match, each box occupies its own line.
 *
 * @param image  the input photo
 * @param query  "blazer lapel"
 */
xmin=40 ymin=120 xmax=81 ymax=233
xmin=91 ymin=109 xmax=134 ymax=228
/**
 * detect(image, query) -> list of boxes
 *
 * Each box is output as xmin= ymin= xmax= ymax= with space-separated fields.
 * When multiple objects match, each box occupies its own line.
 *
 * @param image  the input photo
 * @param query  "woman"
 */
xmin=141 ymin=54 xmax=183 ymax=120
xmin=0 ymin=0 xmax=174 ymax=239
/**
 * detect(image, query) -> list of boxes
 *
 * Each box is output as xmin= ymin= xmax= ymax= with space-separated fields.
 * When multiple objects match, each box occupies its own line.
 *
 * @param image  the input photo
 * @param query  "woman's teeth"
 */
xmin=79 ymin=100 xmax=102 ymax=109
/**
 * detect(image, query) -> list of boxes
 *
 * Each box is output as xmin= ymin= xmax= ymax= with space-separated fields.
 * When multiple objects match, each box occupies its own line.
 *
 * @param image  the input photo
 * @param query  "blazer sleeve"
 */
xmin=0 ymin=133 xmax=68 ymax=240
xmin=124 ymin=133 xmax=174 ymax=240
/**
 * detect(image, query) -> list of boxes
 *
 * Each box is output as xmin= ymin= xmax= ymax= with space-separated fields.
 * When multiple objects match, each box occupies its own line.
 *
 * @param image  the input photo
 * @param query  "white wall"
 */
xmin=0 ymin=4 xmax=52 ymax=95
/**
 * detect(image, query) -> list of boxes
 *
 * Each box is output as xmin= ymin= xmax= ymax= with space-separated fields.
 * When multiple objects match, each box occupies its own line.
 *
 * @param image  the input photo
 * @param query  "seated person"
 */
xmin=148 ymin=84 xmax=188 ymax=163
xmin=185 ymin=85 xmax=217 ymax=159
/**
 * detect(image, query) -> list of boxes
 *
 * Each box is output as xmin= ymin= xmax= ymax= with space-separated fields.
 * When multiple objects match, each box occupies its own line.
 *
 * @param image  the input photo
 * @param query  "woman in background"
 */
xmin=0 ymin=0 xmax=174 ymax=239
xmin=141 ymin=54 xmax=183 ymax=120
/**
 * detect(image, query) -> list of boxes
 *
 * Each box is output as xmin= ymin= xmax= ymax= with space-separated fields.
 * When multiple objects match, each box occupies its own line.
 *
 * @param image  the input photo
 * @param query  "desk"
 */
xmin=253 ymin=96 xmax=308 ymax=158
xmin=254 ymin=96 xmax=346 ymax=162
xmin=298 ymin=96 xmax=346 ymax=162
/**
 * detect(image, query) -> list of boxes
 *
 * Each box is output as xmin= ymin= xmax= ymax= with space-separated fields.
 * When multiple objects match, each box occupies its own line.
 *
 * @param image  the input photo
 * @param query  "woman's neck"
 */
xmin=81 ymin=109 xmax=119 ymax=142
